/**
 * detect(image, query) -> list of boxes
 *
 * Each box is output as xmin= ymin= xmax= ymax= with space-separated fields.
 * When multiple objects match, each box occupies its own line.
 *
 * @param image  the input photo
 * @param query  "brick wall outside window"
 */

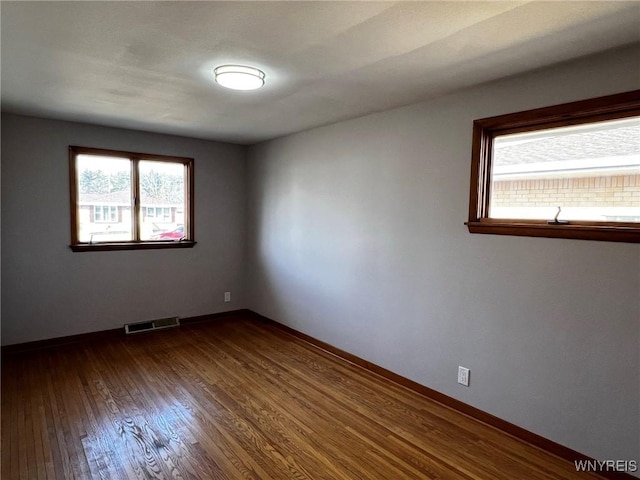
xmin=492 ymin=174 xmax=640 ymax=208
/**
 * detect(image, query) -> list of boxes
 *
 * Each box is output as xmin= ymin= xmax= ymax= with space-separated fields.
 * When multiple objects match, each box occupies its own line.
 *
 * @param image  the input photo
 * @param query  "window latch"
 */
xmin=548 ymin=206 xmax=569 ymax=225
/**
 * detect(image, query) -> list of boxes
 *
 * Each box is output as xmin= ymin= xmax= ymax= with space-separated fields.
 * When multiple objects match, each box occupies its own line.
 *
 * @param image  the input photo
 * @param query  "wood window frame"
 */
xmin=69 ymin=146 xmax=196 ymax=252
xmin=466 ymin=90 xmax=640 ymax=243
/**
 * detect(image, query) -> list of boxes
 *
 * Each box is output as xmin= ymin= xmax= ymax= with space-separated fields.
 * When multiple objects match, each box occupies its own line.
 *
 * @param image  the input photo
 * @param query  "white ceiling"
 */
xmin=2 ymin=1 xmax=639 ymax=145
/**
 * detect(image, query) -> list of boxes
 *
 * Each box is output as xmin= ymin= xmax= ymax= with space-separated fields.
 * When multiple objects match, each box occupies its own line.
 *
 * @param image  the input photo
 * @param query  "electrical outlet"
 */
xmin=458 ymin=366 xmax=470 ymax=386
xmin=224 ymin=292 xmax=231 ymax=303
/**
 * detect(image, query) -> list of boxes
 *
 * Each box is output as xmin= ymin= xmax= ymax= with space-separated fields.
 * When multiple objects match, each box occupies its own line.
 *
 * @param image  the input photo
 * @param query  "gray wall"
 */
xmin=246 ymin=45 xmax=640 ymax=466
xmin=2 ymin=114 xmax=246 ymax=345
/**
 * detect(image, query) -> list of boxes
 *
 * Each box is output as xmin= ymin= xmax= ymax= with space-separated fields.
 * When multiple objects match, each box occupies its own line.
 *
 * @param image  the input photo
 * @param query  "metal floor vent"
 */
xmin=125 ymin=317 xmax=180 ymax=335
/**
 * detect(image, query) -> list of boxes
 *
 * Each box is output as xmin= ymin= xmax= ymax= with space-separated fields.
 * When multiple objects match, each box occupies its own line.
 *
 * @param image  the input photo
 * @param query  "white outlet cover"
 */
xmin=458 ymin=366 xmax=470 ymax=386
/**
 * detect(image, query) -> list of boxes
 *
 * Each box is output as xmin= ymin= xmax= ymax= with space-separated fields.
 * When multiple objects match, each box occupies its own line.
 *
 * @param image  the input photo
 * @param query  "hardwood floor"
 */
xmin=2 ymin=315 xmax=603 ymax=480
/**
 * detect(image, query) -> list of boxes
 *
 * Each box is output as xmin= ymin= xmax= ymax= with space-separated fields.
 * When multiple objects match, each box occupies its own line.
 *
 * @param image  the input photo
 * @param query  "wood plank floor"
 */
xmin=2 ymin=315 xmax=603 ymax=480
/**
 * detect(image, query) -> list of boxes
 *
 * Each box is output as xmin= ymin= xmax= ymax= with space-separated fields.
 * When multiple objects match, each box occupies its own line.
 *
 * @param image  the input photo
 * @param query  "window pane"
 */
xmin=139 ymin=161 xmax=186 ymax=241
xmin=76 ymin=155 xmax=133 ymax=242
xmin=490 ymin=117 xmax=640 ymax=222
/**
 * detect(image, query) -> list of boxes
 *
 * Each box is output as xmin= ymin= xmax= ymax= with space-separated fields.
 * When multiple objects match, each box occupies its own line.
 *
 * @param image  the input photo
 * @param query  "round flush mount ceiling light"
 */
xmin=214 ymin=65 xmax=265 ymax=91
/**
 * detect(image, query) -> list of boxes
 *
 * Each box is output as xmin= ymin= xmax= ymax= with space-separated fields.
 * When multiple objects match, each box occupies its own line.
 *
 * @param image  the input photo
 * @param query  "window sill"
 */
xmin=465 ymin=221 xmax=640 ymax=243
xmin=70 ymin=241 xmax=197 ymax=252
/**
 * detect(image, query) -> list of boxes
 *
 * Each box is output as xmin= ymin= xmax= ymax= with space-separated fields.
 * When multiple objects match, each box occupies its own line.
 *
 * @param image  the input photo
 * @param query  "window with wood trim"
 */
xmin=467 ymin=90 xmax=640 ymax=243
xmin=69 ymin=146 xmax=195 ymax=251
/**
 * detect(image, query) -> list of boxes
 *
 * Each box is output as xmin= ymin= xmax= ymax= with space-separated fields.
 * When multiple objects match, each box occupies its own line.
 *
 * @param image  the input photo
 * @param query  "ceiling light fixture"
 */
xmin=214 ymin=65 xmax=265 ymax=91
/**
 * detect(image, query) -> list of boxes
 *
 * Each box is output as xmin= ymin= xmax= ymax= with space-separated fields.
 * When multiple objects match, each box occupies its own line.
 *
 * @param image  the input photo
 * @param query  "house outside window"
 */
xmin=146 ymin=207 xmax=173 ymax=222
xmin=93 ymin=205 xmax=118 ymax=223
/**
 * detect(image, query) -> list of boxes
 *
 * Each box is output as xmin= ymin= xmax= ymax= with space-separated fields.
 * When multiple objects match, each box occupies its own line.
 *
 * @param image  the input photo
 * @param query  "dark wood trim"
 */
xmin=466 ymin=221 xmax=640 ymax=243
xmin=468 ymin=90 xmax=640 ymax=244
xmin=0 ymin=309 xmax=247 ymax=355
xmin=69 ymin=147 xmax=80 ymax=245
xmin=68 ymin=145 xmax=194 ymax=163
xmin=70 ymin=240 xmax=197 ymax=252
xmin=185 ymin=158 xmax=195 ymax=244
xmin=474 ymin=90 xmax=640 ymax=134
xmin=246 ymin=310 xmax=636 ymax=480
xmin=179 ymin=309 xmax=251 ymax=326
xmin=1 ymin=327 xmax=124 ymax=356
xmin=132 ymin=155 xmax=141 ymax=241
